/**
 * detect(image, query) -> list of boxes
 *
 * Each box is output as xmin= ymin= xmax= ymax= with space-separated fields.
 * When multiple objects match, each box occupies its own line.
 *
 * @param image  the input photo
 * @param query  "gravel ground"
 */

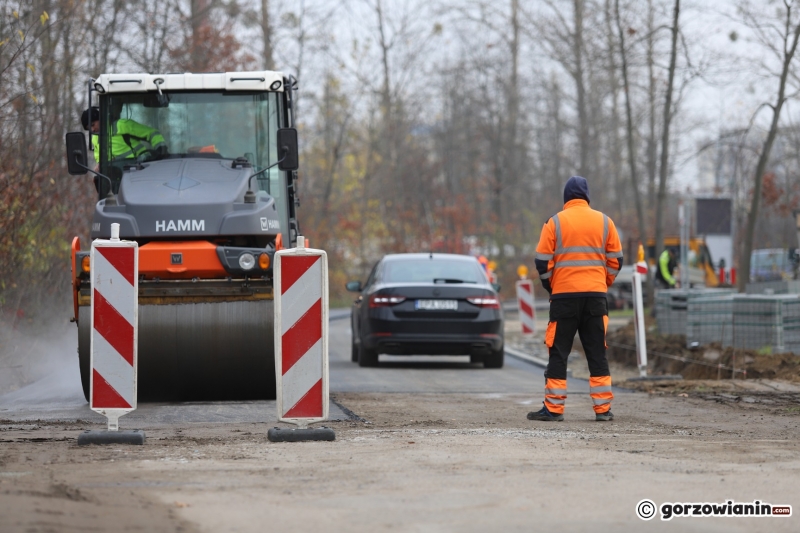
xmin=1 ymin=315 xmax=799 ymax=531
xmin=2 ymin=388 xmax=800 ymax=532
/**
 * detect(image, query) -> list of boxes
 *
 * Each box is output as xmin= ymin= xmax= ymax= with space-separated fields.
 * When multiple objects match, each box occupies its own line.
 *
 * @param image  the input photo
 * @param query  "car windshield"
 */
xmin=382 ymin=258 xmax=485 ymax=284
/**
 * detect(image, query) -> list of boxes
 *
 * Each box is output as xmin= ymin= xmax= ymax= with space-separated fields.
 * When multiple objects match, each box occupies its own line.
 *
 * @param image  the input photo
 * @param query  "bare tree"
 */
xmin=261 ymin=0 xmax=274 ymax=70
xmin=614 ymin=0 xmax=646 ymax=251
xmin=123 ymin=0 xmax=180 ymax=72
xmin=738 ymin=0 xmax=800 ymax=291
xmin=653 ymin=0 xmax=680 ymax=284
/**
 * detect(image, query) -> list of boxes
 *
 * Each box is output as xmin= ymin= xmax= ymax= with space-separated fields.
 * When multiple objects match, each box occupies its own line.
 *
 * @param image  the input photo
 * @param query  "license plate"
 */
xmin=415 ymin=299 xmax=458 ymax=311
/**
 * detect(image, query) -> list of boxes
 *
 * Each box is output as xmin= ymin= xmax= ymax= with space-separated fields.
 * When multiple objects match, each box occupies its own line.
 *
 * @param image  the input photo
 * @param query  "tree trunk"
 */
xmin=653 ymin=0 xmax=679 ymax=289
xmin=645 ymin=0 xmax=658 ymax=212
xmin=497 ymin=0 xmax=520 ymax=258
xmin=614 ymin=0 xmax=646 ymax=253
xmin=573 ymin=0 xmax=589 ymax=178
xmin=190 ymin=0 xmax=211 ymax=71
xmin=261 ymin=0 xmax=274 ymax=70
xmin=605 ymin=0 xmax=624 ymax=215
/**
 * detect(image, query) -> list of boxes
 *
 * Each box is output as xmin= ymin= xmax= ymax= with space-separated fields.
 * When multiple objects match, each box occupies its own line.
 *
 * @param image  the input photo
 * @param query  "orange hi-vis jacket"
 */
xmin=535 ymin=199 xmax=623 ymax=298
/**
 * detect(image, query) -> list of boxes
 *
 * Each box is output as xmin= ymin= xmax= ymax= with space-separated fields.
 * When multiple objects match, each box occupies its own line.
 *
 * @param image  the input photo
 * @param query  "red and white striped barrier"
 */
xmin=274 ymin=236 xmax=329 ymax=426
xmin=516 ymin=279 xmax=535 ymax=335
xmin=90 ymin=223 xmax=138 ymax=431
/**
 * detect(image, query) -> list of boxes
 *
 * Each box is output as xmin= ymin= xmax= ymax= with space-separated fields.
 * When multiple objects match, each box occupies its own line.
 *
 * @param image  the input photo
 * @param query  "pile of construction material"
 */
xmin=656 ymin=288 xmax=735 ymax=336
xmin=686 ymin=294 xmax=734 ymax=347
xmin=731 ymin=294 xmax=800 ymax=353
xmin=746 ymin=280 xmax=800 ymax=295
xmin=660 ymin=288 xmax=800 ymax=354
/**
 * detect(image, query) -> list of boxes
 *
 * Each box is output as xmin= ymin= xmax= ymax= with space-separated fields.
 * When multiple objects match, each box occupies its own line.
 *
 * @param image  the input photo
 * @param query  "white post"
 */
xmin=632 ymin=271 xmax=648 ymax=377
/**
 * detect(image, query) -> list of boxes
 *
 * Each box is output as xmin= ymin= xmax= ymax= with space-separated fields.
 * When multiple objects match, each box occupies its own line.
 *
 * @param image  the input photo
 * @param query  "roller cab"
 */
xmin=67 ymin=71 xmax=300 ymax=402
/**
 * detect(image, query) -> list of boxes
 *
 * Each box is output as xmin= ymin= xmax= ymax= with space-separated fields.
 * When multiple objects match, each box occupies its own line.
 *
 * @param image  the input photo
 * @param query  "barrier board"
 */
xmin=516 ymin=279 xmax=535 ymax=335
xmin=274 ymin=236 xmax=329 ymax=427
xmin=90 ymin=224 xmax=138 ymax=431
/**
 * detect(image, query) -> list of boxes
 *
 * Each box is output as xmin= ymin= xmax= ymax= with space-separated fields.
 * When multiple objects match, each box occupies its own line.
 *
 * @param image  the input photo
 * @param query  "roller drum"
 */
xmin=79 ymin=300 xmax=276 ymax=402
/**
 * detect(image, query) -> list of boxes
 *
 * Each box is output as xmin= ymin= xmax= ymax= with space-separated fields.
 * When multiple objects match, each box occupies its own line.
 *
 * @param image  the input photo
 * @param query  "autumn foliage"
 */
xmin=760 ymin=172 xmax=800 ymax=216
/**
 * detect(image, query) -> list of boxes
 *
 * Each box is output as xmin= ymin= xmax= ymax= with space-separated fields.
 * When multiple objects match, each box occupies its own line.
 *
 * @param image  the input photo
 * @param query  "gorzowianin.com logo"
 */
xmin=636 ymin=499 xmax=792 ymax=521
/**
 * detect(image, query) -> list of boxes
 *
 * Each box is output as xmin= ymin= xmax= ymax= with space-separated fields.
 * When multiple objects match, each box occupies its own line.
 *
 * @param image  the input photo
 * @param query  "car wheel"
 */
xmin=358 ymin=344 xmax=379 ymax=367
xmin=483 ymin=345 xmax=504 ymax=369
xmin=351 ymin=336 xmax=359 ymax=363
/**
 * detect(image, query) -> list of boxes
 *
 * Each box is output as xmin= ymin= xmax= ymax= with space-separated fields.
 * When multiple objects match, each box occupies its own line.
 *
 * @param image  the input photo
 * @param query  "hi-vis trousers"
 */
xmin=542 ymin=297 xmax=613 ymax=414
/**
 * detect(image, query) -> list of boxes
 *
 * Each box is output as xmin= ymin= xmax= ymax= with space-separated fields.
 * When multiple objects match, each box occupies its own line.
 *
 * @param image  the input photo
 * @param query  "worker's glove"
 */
xmin=155 ymin=145 xmax=168 ymax=156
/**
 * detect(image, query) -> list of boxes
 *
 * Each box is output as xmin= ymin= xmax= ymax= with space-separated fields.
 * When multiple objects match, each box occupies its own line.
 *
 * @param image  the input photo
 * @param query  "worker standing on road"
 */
xmin=528 ymin=176 xmax=623 ymax=422
xmin=656 ymin=248 xmax=677 ymax=289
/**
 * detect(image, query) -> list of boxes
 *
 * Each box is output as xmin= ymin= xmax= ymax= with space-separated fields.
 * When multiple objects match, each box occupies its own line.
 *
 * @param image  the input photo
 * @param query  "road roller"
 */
xmin=65 ymin=70 xmax=300 ymax=402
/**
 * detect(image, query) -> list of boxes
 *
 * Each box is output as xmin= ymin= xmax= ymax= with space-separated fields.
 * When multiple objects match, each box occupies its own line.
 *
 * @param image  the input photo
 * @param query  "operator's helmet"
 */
xmin=81 ymin=107 xmax=100 ymax=130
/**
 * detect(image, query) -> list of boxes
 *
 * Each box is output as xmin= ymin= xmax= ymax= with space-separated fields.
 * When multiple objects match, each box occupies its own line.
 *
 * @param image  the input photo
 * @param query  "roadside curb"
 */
xmin=504 ymin=346 xmax=549 ymax=368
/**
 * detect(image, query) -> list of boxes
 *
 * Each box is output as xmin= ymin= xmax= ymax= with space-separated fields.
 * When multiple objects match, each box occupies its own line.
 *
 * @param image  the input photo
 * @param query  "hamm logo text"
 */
xmin=156 ymin=220 xmax=205 ymax=232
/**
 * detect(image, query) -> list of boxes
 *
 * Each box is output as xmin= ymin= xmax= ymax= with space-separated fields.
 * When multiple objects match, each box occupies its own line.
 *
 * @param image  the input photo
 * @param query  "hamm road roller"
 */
xmin=65 ymin=70 xmax=301 ymax=402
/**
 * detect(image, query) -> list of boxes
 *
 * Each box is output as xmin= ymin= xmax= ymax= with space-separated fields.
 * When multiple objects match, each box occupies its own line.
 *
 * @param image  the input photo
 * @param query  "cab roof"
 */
xmin=94 ymin=70 xmax=285 ymax=94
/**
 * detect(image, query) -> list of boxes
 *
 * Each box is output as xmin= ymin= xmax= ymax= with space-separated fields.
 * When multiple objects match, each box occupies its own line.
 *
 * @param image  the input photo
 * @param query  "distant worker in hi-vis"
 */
xmin=529 ymin=176 xmax=623 ymax=422
xmin=656 ymin=248 xmax=677 ymax=289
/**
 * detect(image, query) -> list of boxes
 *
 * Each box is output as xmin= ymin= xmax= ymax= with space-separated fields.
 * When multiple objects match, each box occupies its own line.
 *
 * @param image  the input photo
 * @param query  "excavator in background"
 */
xmin=645 ymin=236 xmax=719 ymax=287
xmin=65 ymin=70 xmax=300 ymax=402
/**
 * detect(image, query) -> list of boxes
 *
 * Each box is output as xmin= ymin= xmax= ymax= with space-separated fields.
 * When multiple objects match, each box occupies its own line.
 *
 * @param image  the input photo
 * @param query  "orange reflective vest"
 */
xmin=535 ymin=199 xmax=623 ymax=298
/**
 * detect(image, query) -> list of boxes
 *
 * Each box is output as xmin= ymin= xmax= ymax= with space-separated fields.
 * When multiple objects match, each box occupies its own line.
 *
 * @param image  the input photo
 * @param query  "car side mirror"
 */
xmin=65 ymin=132 xmax=89 ymax=175
xmin=492 ymin=283 xmax=501 ymax=293
xmin=277 ymin=128 xmax=298 ymax=171
xmin=345 ymin=281 xmax=362 ymax=292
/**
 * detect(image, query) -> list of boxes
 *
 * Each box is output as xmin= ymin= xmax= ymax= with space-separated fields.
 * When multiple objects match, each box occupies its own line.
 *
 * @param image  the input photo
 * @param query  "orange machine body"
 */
xmin=138 ymin=241 xmax=227 ymax=279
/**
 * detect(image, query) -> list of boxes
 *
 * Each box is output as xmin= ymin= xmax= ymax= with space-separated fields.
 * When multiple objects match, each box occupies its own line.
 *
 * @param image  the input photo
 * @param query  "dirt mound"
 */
xmin=606 ymin=317 xmax=800 ymax=382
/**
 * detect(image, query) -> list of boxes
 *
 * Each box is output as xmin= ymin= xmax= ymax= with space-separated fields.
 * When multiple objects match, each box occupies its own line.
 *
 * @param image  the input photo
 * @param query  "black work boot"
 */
xmin=527 ymin=404 xmax=564 ymax=422
xmin=595 ymin=410 xmax=614 ymax=421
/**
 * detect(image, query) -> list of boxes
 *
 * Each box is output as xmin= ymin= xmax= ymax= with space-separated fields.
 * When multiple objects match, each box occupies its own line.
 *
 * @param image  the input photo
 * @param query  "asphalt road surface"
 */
xmin=0 ymin=310 xmax=574 ymax=423
xmin=330 ymin=315 xmax=587 ymax=395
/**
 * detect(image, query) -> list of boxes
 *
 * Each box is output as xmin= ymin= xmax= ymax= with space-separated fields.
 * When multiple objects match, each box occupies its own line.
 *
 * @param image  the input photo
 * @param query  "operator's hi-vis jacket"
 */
xmin=535 ymin=199 xmax=623 ymax=298
xmin=91 ymin=119 xmax=166 ymax=162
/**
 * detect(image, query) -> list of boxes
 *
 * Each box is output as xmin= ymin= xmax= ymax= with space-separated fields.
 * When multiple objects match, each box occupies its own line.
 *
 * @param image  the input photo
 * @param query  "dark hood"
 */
xmin=563 ymin=176 xmax=590 ymax=204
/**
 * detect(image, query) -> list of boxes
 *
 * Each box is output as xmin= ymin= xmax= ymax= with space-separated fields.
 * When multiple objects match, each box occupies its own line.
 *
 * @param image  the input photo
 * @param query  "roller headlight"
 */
xmin=238 ymin=252 xmax=256 ymax=271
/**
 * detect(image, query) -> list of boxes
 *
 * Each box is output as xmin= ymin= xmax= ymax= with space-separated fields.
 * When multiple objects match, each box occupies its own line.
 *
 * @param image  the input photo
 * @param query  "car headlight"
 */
xmin=238 ymin=252 xmax=256 ymax=270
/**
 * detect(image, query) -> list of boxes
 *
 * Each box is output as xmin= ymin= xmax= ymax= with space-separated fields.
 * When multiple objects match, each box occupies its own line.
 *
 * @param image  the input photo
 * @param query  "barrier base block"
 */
xmin=268 ymin=427 xmax=335 ymax=442
xmin=77 ymin=429 xmax=145 ymax=446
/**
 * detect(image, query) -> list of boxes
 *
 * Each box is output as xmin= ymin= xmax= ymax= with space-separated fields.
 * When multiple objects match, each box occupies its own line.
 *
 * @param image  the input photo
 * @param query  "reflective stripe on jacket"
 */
xmin=534 ymin=199 xmax=623 ymax=298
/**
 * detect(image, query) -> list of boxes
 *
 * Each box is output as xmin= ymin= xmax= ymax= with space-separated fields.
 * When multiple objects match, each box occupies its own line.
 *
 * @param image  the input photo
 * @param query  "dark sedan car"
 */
xmin=346 ymin=253 xmax=504 ymax=368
